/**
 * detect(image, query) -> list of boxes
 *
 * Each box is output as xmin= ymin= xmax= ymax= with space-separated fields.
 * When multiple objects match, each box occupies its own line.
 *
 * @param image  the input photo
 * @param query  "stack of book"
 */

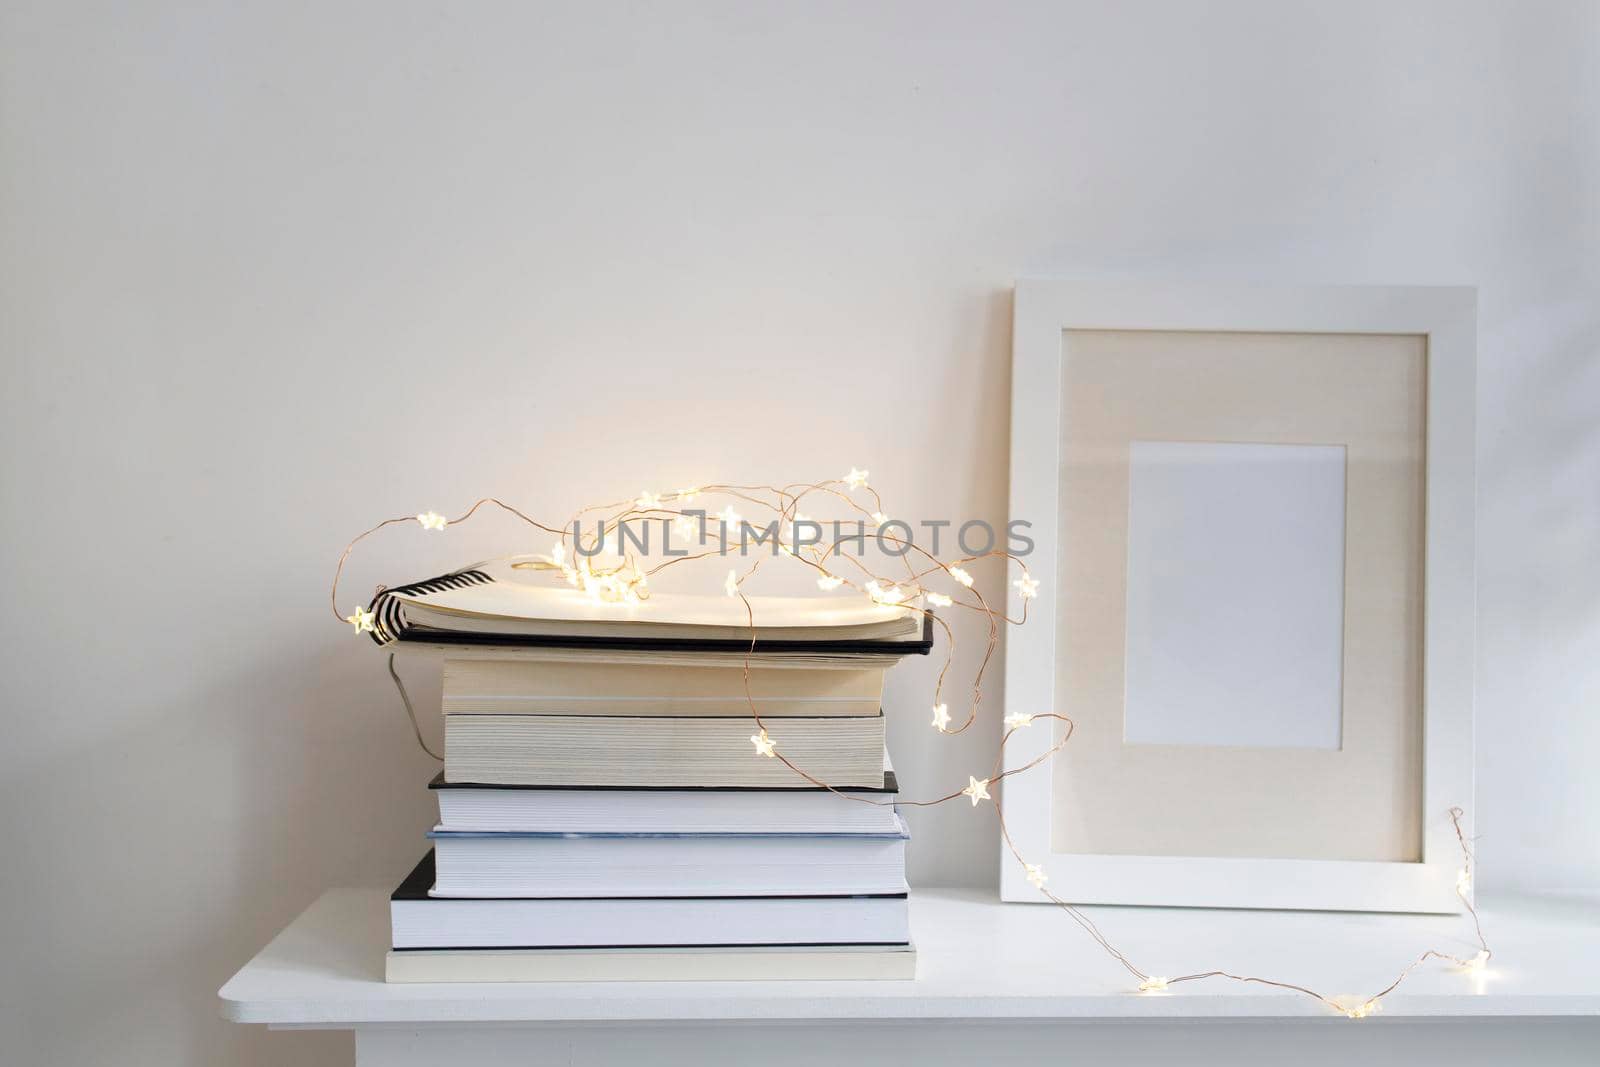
xmin=371 ymin=561 xmax=931 ymax=982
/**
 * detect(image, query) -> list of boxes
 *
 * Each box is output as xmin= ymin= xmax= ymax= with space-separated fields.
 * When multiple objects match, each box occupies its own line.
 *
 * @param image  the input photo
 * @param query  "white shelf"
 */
xmin=219 ymin=887 xmax=1600 ymax=1026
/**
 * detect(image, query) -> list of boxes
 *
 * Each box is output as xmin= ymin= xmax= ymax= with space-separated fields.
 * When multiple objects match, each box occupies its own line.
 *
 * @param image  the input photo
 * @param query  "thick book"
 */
xmin=442 ymin=655 xmax=887 ymax=717
xmin=385 ymin=943 xmax=917 ymax=983
xmin=427 ymin=816 xmax=909 ymax=897
xmin=369 ymin=559 xmax=935 ymax=654
xmin=432 ymin=767 xmax=902 ymax=834
xmin=444 ymin=713 xmax=887 ymax=788
xmin=390 ymin=852 xmax=910 ymax=949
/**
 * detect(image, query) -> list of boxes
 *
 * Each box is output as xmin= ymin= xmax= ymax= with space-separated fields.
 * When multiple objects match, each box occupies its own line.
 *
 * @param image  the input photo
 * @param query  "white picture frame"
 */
xmin=1001 ymin=280 xmax=1475 ymax=913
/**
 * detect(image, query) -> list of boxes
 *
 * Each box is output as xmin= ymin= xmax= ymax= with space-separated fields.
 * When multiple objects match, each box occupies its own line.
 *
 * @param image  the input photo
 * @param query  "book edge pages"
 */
xmin=384 ymin=945 xmax=917 ymax=982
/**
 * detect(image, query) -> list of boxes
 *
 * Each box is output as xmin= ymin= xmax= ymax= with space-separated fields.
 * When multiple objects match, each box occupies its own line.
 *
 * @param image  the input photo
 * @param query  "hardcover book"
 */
xmin=431 ymin=765 xmax=901 ymax=834
xmin=426 ymin=817 xmax=910 ymax=897
xmin=389 ymin=852 xmax=912 ymax=950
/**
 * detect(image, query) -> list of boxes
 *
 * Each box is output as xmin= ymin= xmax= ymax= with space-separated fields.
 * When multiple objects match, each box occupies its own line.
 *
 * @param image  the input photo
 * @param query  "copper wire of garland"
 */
xmin=333 ymin=478 xmax=1493 ymax=1017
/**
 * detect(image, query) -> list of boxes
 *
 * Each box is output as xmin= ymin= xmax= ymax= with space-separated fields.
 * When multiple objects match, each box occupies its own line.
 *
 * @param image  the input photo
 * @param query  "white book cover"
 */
xmin=390 ymin=853 xmax=911 ymax=949
xmin=426 ymin=817 xmax=910 ymax=898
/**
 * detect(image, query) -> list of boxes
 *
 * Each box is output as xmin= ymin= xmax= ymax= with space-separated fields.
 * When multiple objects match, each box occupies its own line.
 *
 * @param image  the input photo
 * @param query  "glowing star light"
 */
xmin=636 ymin=491 xmax=663 ymax=509
xmin=931 ymin=703 xmax=952 ymax=731
xmin=724 ymin=570 xmax=740 ymax=597
xmin=716 ymin=505 xmax=742 ymax=527
xmin=345 ymin=605 xmax=376 ymax=634
xmin=816 ymin=574 xmax=845 ymax=591
xmin=961 ymin=775 xmax=991 ymax=806
xmin=948 ymin=566 xmax=973 ymax=587
xmin=1003 ymin=713 xmax=1034 ymax=729
xmin=1025 ymin=863 xmax=1048 ymax=889
xmin=871 ymin=511 xmax=889 ymax=526
xmin=1340 ymin=999 xmax=1380 ymax=1020
xmin=416 ymin=510 xmax=447 ymax=530
xmin=926 ymin=591 xmax=953 ymax=608
xmin=844 ymin=467 xmax=869 ymax=490
xmin=1456 ymin=868 xmax=1472 ymax=895
xmin=1465 ymin=950 xmax=1490 ymax=973
xmin=750 ymin=729 xmax=776 ymax=758
xmin=1138 ymin=977 xmax=1169 ymax=993
xmin=1014 ymin=574 xmax=1040 ymax=600
xmin=864 ymin=581 xmax=907 ymax=607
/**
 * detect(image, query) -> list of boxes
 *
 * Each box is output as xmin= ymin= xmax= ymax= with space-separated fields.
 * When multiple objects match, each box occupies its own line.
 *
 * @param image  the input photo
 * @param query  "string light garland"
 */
xmin=332 ymin=472 xmax=1493 ymax=1015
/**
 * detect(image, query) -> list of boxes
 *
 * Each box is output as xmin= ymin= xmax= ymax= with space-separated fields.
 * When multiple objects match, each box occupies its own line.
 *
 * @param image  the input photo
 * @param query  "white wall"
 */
xmin=2 ymin=2 xmax=1595 ymax=1064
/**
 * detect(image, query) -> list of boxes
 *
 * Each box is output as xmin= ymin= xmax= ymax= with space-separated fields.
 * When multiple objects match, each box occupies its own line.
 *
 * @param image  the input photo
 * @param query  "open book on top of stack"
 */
xmin=377 ymin=564 xmax=928 ymax=982
xmin=369 ymin=561 xmax=934 ymax=652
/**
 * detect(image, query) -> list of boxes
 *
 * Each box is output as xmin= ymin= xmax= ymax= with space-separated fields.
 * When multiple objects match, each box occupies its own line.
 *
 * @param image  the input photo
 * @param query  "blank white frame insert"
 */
xmin=1123 ymin=440 xmax=1347 ymax=750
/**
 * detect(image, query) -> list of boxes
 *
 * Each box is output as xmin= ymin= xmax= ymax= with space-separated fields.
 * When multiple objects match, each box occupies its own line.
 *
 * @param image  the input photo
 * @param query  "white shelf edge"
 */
xmin=219 ymin=887 xmax=1600 ymax=1028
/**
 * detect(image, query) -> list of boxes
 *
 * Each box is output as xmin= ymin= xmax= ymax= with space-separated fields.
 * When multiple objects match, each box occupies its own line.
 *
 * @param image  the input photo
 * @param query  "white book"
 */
xmin=442 ymin=657 xmax=887 ymax=717
xmin=443 ymin=714 xmax=886 ymax=788
xmin=391 ymin=854 xmax=911 ymax=949
xmin=427 ymin=818 xmax=909 ymax=898
xmin=385 ymin=943 xmax=917 ymax=983
xmin=432 ymin=764 xmax=901 ymax=834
